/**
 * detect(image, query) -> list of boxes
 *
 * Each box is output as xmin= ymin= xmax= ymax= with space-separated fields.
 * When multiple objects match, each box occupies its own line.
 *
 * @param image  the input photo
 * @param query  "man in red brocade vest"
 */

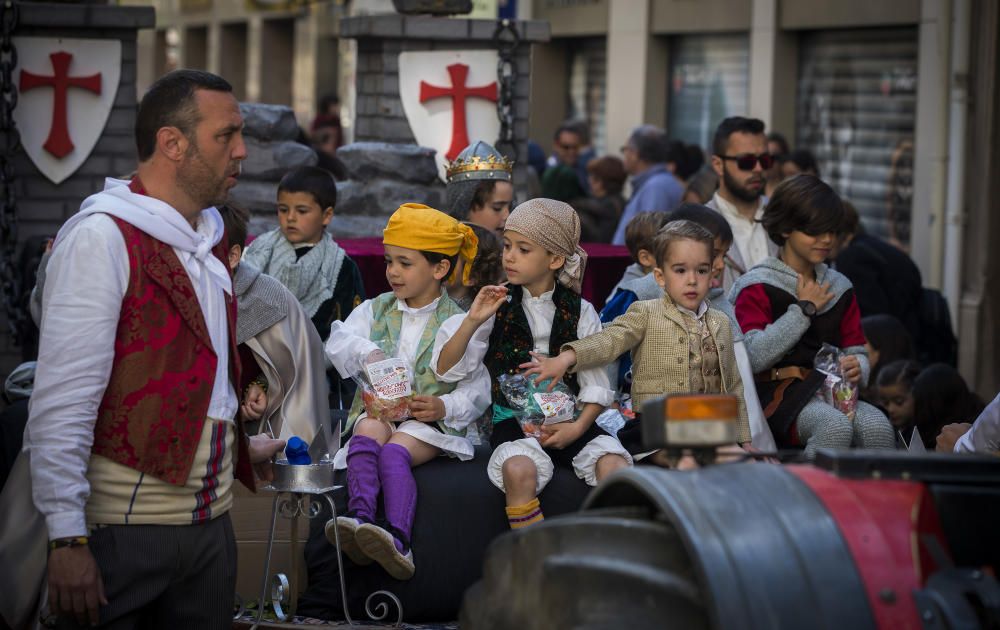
xmin=23 ymin=70 xmax=285 ymax=629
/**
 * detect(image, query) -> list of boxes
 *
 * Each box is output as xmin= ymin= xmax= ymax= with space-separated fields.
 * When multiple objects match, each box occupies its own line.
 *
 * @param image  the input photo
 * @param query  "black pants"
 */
xmin=56 ymin=513 xmax=236 ymax=630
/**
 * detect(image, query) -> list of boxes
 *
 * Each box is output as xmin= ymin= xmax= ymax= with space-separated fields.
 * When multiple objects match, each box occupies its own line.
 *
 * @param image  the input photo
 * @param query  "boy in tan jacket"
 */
xmin=525 ymin=220 xmax=752 ymax=451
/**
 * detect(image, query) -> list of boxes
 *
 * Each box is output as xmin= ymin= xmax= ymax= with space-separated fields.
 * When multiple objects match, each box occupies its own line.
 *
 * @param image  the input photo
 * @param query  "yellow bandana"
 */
xmin=383 ymin=203 xmax=480 ymax=284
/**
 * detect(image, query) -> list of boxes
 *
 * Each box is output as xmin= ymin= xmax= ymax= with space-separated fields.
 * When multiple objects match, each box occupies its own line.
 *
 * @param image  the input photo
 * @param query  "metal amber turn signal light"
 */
xmin=640 ymin=393 xmax=739 ymax=451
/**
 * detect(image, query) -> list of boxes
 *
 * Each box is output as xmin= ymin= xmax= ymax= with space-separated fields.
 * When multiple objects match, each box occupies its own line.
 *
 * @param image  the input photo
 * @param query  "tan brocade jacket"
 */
xmin=565 ymin=295 xmax=752 ymax=444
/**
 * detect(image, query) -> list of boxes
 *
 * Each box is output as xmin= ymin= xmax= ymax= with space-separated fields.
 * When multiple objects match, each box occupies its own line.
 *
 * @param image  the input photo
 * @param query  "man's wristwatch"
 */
xmin=796 ymin=300 xmax=817 ymax=317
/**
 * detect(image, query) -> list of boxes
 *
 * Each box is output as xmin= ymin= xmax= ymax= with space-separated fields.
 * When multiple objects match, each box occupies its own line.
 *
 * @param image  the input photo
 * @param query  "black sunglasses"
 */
xmin=720 ymin=153 xmax=775 ymax=171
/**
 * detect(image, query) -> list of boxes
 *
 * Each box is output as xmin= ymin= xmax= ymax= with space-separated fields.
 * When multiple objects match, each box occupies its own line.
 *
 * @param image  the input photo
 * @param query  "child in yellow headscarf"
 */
xmin=323 ymin=203 xmax=490 ymax=580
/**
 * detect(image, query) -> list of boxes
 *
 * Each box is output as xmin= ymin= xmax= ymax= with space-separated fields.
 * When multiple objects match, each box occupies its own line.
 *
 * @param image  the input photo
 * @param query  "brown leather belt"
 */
xmin=755 ymin=366 xmax=811 ymax=383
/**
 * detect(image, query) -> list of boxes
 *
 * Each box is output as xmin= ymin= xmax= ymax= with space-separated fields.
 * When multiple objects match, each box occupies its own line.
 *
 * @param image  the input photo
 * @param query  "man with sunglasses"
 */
xmin=707 ymin=116 xmax=779 ymax=291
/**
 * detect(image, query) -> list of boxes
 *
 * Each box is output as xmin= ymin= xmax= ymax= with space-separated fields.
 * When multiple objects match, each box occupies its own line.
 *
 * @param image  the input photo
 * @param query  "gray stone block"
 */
xmin=122 ymin=41 xmax=137 ymax=62
xmin=112 ymin=156 xmax=138 ymax=178
xmin=342 ymin=15 xmax=405 ymax=39
xmin=382 ymin=52 xmax=399 ymax=73
xmin=355 ymin=95 xmax=377 ymax=117
xmin=338 ymin=142 xmax=439 ymax=185
xmin=242 ymin=138 xmax=317 ymax=180
xmin=18 ymin=175 xmax=100 ymax=200
xmin=115 ymin=83 xmax=138 ymax=107
xmin=17 ymin=3 xmax=155 ymax=29
xmin=94 ymin=135 xmax=136 ymax=155
xmin=229 ymin=178 xmax=279 ymax=214
xmin=402 ymin=40 xmax=432 ymax=51
xmin=376 ymin=97 xmax=405 ymax=118
xmin=376 ymin=118 xmax=416 ymax=143
xmin=240 ymin=103 xmax=299 ymax=142
xmin=383 ymin=74 xmax=399 ymax=96
xmin=354 ymin=117 xmax=373 ymax=138
xmin=102 ymin=107 xmax=134 ymax=136
xmin=514 ymin=96 xmax=530 ymax=120
xmin=328 ymin=214 xmax=390 ymax=239
xmin=468 ymin=19 xmax=499 ymax=41
xmin=359 ymin=74 xmax=383 ymax=94
xmin=119 ymin=60 xmax=136 ymax=85
xmin=335 ymin=177 xmax=444 ymax=220
xmin=17 ymin=199 xmax=68 ymax=222
xmin=403 ymin=17 xmax=467 ymax=40
xmin=75 ymin=155 xmax=114 ymax=177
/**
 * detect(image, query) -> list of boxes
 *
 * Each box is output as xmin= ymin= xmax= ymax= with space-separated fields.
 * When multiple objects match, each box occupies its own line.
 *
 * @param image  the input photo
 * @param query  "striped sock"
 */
xmin=506 ymin=498 xmax=544 ymax=529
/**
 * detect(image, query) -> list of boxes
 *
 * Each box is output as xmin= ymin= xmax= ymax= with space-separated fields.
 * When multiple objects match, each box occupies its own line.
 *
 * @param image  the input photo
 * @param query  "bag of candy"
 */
xmin=351 ymin=349 xmax=413 ymax=423
xmin=498 ymin=373 xmax=578 ymax=438
xmin=813 ymin=343 xmax=858 ymax=420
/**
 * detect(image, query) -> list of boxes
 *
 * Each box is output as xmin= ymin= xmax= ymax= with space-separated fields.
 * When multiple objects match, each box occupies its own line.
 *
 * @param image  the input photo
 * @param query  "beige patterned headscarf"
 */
xmin=504 ymin=198 xmax=587 ymax=293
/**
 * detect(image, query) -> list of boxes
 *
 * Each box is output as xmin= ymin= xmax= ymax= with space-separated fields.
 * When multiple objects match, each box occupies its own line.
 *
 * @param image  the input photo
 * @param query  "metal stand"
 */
xmin=248 ymin=461 xmax=403 ymax=628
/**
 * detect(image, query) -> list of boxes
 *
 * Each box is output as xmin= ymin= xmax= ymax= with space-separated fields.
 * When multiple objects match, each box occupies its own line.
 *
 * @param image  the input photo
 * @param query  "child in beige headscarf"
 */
xmin=435 ymin=198 xmax=632 ymax=530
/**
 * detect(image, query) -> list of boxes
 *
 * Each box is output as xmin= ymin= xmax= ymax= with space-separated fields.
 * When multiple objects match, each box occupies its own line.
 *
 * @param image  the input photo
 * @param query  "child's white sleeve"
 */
xmin=575 ymin=301 xmax=615 ymax=407
xmin=431 ymin=313 xmax=495 ymax=382
xmin=438 ymin=363 xmax=492 ymax=432
xmin=324 ymin=299 xmax=380 ymax=379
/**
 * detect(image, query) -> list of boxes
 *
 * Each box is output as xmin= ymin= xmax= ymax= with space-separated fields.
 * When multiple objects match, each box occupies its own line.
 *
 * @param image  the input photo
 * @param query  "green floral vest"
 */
xmin=345 ymin=291 xmax=465 ymax=436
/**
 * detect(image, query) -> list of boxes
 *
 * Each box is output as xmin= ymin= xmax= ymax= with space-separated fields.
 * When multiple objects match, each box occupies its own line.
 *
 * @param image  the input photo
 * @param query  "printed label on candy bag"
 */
xmin=531 ymin=391 xmax=575 ymax=423
xmin=365 ymin=358 xmax=412 ymax=400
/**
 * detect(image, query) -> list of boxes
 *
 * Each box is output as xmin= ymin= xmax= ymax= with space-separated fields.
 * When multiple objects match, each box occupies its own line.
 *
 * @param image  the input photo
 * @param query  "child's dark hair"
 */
xmin=419 ymin=251 xmax=459 ymax=283
xmin=762 ymin=174 xmax=845 ymax=246
xmin=219 ymin=204 xmax=250 ymax=249
xmin=277 ymin=166 xmax=338 ymax=211
xmin=470 ymin=180 xmax=499 ymax=211
xmin=862 ymin=314 xmax=914 ymax=380
xmin=624 ymin=210 xmax=670 ymax=262
xmin=463 ymin=222 xmax=503 ymax=295
xmin=875 ymin=359 xmax=921 ymax=389
xmin=653 ymin=220 xmax=715 ymax=269
xmin=669 ymin=203 xmax=734 ymax=247
xmin=912 ymin=363 xmax=985 ymax=449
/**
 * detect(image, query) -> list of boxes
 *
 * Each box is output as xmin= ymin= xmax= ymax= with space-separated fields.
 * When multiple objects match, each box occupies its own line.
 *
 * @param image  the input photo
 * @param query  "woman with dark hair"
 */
xmin=861 ymin=313 xmax=915 ymax=392
xmin=874 ymin=359 xmax=921 ymax=445
xmin=573 ymin=155 xmax=627 ymax=242
xmin=912 ymin=364 xmax=985 ymax=450
xmin=780 ymin=148 xmax=821 ymax=180
xmin=730 ymin=175 xmax=895 ymax=455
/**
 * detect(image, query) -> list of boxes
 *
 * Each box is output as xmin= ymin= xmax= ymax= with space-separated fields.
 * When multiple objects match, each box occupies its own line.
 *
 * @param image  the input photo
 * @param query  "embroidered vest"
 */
xmin=485 ymin=283 xmax=581 ymax=408
xmin=763 ymin=284 xmax=854 ymax=368
xmin=92 ymin=216 xmax=252 ymax=488
xmin=346 ymin=292 xmax=464 ymax=435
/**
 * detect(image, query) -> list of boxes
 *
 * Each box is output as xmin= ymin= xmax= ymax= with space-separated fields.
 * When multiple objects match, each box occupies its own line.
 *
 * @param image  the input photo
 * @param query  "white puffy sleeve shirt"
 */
xmin=432 ymin=287 xmax=615 ymax=407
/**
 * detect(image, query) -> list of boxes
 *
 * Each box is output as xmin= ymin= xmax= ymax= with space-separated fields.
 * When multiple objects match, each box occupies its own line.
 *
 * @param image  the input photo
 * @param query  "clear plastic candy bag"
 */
xmin=351 ymin=349 xmax=413 ymax=423
xmin=498 ymin=373 xmax=578 ymax=438
xmin=814 ymin=343 xmax=858 ymax=420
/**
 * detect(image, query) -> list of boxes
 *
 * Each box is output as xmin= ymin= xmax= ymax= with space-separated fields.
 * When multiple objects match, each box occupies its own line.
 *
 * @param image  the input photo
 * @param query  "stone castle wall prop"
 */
xmin=342 ymin=14 xmax=550 ymax=210
xmin=1 ymin=2 xmax=154 ymax=373
xmin=230 ymin=105 xmax=445 ymax=239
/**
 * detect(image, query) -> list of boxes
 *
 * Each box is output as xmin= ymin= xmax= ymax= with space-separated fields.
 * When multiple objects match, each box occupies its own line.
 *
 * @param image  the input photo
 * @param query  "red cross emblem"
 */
xmin=19 ymin=51 xmax=102 ymax=159
xmin=419 ymin=63 xmax=497 ymax=161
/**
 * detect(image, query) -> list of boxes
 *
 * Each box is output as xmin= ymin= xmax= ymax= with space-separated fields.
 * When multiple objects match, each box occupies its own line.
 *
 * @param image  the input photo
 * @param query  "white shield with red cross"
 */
xmin=398 ymin=50 xmax=500 ymax=182
xmin=13 ymin=37 xmax=122 ymax=185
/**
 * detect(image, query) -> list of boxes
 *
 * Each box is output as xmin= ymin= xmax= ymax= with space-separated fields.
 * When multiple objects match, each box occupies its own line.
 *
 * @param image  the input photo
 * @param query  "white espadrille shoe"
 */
xmin=354 ymin=523 xmax=414 ymax=580
xmin=324 ymin=516 xmax=373 ymax=566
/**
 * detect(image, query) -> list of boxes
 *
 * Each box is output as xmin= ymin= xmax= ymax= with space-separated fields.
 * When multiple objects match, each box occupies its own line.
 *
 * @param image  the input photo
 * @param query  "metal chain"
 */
xmin=0 ymin=0 xmax=20 ymax=345
xmin=493 ymin=18 xmax=519 ymax=160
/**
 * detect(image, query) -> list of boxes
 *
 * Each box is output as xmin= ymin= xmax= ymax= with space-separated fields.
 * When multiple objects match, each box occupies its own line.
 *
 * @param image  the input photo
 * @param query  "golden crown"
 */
xmin=445 ymin=154 xmax=515 ymax=182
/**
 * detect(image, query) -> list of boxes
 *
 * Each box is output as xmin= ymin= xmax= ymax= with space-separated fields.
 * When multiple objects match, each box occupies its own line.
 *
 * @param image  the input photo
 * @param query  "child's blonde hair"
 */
xmin=653 ymin=220 xmax=715 ymax=269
